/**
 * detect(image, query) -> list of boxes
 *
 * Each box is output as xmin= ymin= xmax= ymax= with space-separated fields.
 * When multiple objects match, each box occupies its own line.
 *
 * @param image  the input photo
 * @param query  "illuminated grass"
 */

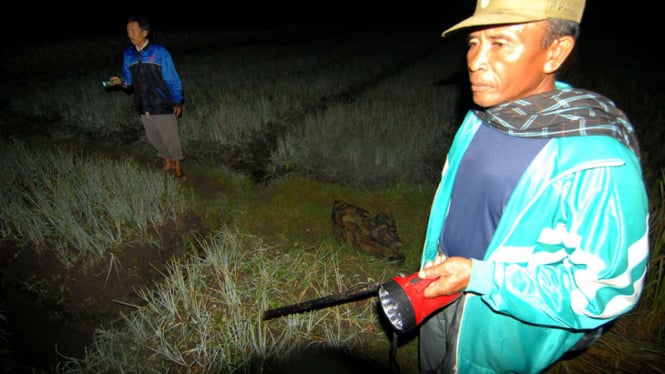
xmin=56 ymin=228 xmax=387 ymax=372
xmin=0 ymin=140 xmax=191 ymax=267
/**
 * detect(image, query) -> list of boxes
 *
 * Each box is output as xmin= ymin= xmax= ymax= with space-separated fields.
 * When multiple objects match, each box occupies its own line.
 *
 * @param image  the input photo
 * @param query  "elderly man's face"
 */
xmin=127 ymin=21 xmax=148 ymax=48
xmin=466 ymin=20 xmax=555 ymax=108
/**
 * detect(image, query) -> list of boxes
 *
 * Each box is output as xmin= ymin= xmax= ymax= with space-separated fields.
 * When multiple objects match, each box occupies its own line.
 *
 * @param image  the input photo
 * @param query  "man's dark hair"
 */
xmin=542 ymin=19 xmax=581 ymax=75
xmin=543 ymin=19 xmax=580 ymax=47
xmin=127 ymin=16 xmax=151 ymax=33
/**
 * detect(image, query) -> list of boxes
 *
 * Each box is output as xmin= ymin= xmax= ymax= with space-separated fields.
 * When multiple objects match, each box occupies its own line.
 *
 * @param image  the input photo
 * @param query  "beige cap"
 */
xmin=442 ymin=0 xmax=586 ymax=37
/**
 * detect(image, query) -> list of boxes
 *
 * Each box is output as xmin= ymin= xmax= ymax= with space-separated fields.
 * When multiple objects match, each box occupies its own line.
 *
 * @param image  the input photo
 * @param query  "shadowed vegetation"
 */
xmin=0 ymin=24 xmax=663 ymax=373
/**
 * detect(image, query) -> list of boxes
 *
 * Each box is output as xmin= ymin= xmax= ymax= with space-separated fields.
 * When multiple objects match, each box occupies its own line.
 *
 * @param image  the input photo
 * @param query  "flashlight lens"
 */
xmin=379 ymin=287 xmax=404 ymax=330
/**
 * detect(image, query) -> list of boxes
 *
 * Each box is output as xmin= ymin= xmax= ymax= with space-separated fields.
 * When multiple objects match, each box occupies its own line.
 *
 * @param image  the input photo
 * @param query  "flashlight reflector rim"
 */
xmin=379 ymin=279 xmax=417 ymax=332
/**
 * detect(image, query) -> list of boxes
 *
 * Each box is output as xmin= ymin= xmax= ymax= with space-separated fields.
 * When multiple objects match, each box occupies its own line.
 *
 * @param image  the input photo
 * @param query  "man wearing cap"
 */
xmin=416 ymin=0 xmax=649 ymax=372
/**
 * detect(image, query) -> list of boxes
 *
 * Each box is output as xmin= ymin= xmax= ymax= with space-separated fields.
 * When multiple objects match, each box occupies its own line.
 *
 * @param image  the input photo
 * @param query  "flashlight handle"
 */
xmin=398 ymin=272 xmax=438 ymax=292
xmin=406 ymin=274 xmax=460 ymax=301
xmin=410 ymin=276 xmax=461 ymax=321
xmin=401 ymin=273 xmax=461 ymax=319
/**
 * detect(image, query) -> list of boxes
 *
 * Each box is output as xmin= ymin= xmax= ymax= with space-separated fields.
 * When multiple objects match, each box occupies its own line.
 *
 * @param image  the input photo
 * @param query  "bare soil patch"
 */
xmin=0 ymin=210 xmax=203 ymax=372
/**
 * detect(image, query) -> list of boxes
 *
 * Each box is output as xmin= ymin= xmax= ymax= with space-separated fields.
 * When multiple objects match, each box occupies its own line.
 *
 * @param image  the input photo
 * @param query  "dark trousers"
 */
xmin=419 ymin=295 xmax=466 ymax=374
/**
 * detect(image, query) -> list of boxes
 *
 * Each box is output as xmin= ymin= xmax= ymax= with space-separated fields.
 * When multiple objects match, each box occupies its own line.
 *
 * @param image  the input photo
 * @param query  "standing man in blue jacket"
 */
xmin=108 ymin=16 xmax=187 ymax=180
xmin=416 ymin=0 xmax=649 ymax=372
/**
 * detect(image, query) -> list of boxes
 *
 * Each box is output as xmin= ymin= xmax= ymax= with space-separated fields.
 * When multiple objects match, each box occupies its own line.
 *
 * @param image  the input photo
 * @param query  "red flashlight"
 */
xmin=379 ymin=272 xmax=461 ymax=332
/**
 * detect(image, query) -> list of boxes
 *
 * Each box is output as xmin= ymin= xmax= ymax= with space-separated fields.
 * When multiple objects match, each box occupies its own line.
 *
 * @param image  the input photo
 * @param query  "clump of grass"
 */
xmin=547 ymin=327 xmax=665 ymax=374
xmin=0 ymin=139 xmax=191 ymax=267
xmin=56 ymin=227 xmax=388 ymax=372
xmin=271 ymin=38 xmax=466 ymax=187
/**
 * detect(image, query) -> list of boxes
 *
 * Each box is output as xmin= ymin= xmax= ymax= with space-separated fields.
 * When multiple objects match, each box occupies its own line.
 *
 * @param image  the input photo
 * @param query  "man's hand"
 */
xmin=107 ymin=76 xmax=123 ymax=86
xmin=418 ymin=255 xmax=472 ymax=298
xmin=174 ymin=105 xmax=183 ymax=118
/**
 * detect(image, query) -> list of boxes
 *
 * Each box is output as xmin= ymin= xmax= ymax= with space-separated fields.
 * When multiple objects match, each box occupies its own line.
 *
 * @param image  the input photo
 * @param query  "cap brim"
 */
xmin=441 ymin=13 xmax=546 ymax=37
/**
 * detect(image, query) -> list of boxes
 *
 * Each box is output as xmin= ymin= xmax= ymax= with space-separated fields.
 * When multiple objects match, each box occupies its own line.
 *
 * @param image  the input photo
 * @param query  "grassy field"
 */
xmin=0 ymin=23 xmax=663 ymax=373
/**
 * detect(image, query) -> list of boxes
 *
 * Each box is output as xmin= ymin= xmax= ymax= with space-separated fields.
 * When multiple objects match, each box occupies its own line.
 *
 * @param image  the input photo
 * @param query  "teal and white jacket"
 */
xmin=419 ymin=90 xmax=649 ymax=373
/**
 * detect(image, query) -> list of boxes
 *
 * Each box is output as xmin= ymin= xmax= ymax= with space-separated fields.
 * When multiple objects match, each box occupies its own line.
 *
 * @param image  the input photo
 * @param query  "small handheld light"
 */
xmin=379 ymin=272 xmax=461 ymax=332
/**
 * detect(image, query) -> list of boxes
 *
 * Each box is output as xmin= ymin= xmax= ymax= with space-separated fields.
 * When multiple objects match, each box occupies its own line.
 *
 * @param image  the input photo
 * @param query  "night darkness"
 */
xmin=0 ymin=0 xmax=651 ymax=95
xmin=12 ymin=2 xmax=470 ymax=45
xmin=9 ymin=1 xmax=653 ymax=47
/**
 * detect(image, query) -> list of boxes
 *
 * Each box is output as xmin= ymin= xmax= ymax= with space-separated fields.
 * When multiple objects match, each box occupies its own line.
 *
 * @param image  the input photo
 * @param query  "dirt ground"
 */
xmin=0 ymin=205 xmax=203 ymax=372
xmin=0 ymin=164 xmax=412 ymax=373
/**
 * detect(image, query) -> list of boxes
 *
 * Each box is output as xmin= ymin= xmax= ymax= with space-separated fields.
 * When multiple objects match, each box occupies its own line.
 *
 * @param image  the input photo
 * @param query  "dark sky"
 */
xmin=7 ymin=1 xmax=652 ymax=46
xmin=13 ymin=2 xmax=471 ymax=44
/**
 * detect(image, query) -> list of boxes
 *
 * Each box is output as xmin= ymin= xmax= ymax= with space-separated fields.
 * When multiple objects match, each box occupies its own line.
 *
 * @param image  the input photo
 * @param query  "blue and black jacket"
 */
xmin=121 ymin=41 xmax=183 ymax=115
